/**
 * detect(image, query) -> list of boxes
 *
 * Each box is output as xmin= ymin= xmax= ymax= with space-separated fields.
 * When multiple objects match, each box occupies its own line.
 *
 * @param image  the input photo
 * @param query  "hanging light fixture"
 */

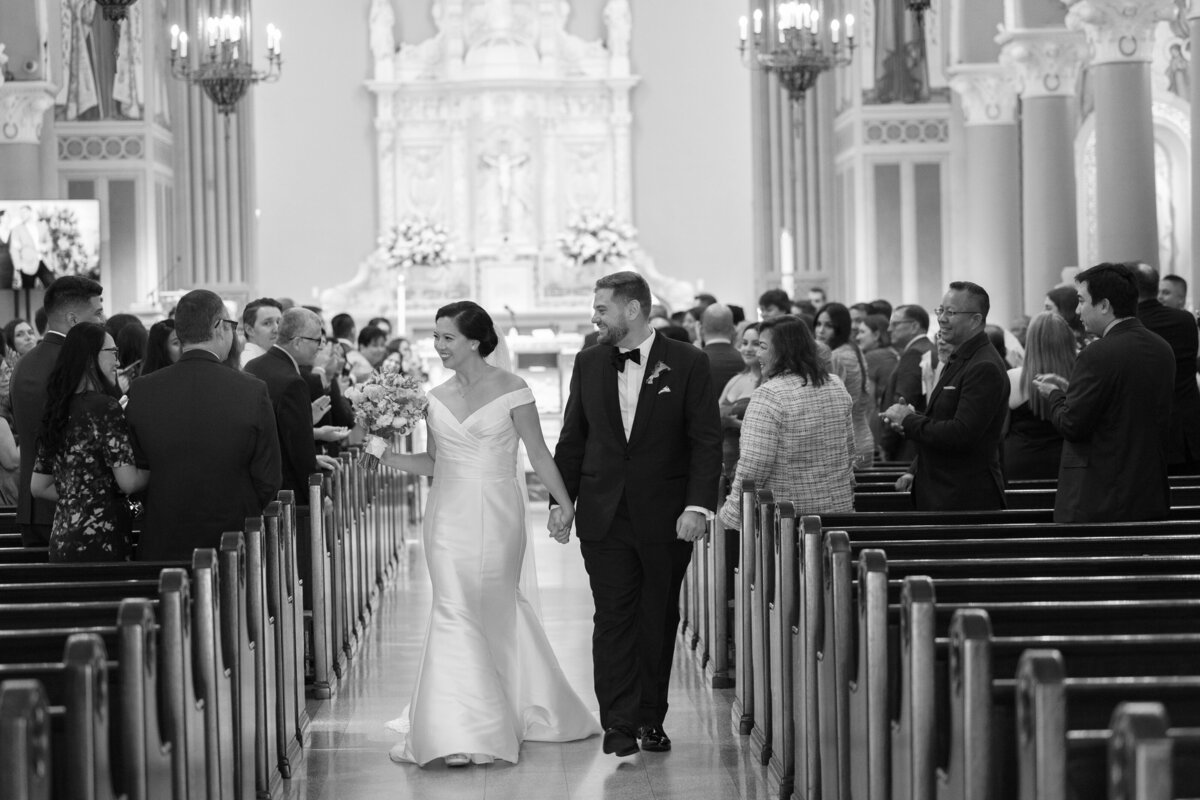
xmin=168 ymin=14 xmax=282 ymax=116
xmin=907 ymin=0 xmax=932 ymax=30
xmin=93 ymin=0 xmax=138 ymax=23
xmin=739 ymin=2 xmax=856 ymax=103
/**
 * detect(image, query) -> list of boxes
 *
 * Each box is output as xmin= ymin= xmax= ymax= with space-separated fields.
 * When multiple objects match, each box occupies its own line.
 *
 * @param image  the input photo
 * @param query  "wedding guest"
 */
xmin=12 ymin=275 xmax=105 ymax=547
xmin=701 ymin=304 xmax=745 ymax=396
xmin=757 ymin=288 xmax=791 ymax=321
xmin=808 ymin=286 xmax=827 ymax=307
xmin=1003 ymin=312 xmax=1073 ymax=481
xmin=719 ymin=315 xmax=854 ymax=529
xmin=718 ymin=323 xmax=762 ymax=481
xmin=104 ymin=313 xmax=142 ymax=342
xmin=125 ymin=289 xmax=281 ymax=560
xmin=868 ymin=299 xmax=894 ymax=319
xmin=115 ymin=322 xmax=147 ymax=391
xmin=368 ymin=316 xmax=393 ymax=339
xmin=357 ymin=325 xmax=388 ymax=375
xmin=1159 ymin=274 xmax=1188 ymax=311
xmin=4 ymin=319 xmax=37 ymax=360
xmin=879 ymin=304 xmax=932 ymax=461
xmin=1009 ymin=315 xmax=1031 ymax=348
xmin=31 ymin=323 xmax=147 ymax=561
xmin=815 ymin=302 xmax=875 ymax=467
xmin=857 ymin=313 xmax=898 ymax=448
xmin=1045 ymin=285 xmax=1088 ymax=349
xmin=849 ymin=303 xmax=871 ymax=327
xmin=240 ymin=297 xmax=284 ymax=367
xmin=141 ymin=320 xmax=181 ymax=376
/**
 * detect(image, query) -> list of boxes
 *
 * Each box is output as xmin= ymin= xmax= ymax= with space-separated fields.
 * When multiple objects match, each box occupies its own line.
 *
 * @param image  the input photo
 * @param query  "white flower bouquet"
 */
xmin=379 ymin=216 xmax=450 ymax=269
xmin=557 ymin=210 xmax=637 ymax=266
xmin=344 ymin=360 xmax=429 ymax=469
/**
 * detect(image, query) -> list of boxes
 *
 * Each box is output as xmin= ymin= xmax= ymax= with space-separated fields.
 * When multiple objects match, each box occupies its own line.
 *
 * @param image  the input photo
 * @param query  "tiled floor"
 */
xmin=285 ymin=510 xmax=776 ymax=800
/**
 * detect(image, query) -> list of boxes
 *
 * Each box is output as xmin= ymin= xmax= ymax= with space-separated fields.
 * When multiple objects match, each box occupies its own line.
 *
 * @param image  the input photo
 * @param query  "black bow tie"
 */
xmin=611 ymin=347 xmax=642 ymax=372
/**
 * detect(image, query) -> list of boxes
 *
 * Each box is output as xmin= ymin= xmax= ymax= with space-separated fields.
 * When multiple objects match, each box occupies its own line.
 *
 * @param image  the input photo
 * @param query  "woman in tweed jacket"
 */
xmin=719 ymin=315 xmax=855 ymax=530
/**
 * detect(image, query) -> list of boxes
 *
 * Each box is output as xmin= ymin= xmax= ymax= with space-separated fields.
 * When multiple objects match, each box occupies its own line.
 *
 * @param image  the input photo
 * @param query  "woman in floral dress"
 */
xmin=31 ymin=323 xmax=149 ymax=561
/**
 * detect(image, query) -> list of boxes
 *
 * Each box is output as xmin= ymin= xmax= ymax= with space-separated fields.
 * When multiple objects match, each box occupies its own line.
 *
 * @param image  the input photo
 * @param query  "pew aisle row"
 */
xmin=0 ymin=442 xmax=422 ymax=800
xmin=676 ymin=467 xmax=1200 ymax=800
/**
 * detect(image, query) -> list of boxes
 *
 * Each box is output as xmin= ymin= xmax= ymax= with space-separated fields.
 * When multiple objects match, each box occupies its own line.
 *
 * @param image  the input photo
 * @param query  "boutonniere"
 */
xmin=646 ymin=361 xmax=670 ymax=385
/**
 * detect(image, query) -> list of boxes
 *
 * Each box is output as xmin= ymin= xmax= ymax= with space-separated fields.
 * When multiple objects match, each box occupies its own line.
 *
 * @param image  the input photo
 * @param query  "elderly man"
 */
xmin=878 ymin=304 xmax=933 ymax=462
xmin=883 ymin=282 xmax=1009 ymax=511
xmin=239 ymin=297 xmax=284 ymax=366
xmin=1034 ymin=263 xmax=1174 ymax=522
xmin=245 ymin=308 xmax=343 ymax=495
xmin=126 ymin=290 xmax=282 ymax=560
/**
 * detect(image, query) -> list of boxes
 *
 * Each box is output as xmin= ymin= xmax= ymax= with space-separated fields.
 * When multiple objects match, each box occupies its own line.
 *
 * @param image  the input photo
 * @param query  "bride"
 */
xmin=379 ymin=301 xmax=600 ymax=766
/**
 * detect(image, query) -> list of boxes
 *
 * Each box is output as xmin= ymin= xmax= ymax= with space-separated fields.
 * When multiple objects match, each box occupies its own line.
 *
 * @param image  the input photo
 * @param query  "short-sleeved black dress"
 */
xmin=34 ymin=391 xmax=137 ymax=561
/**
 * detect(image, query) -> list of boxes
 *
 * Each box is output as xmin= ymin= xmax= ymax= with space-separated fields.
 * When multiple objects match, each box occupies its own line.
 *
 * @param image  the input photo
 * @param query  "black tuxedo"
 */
xmin=1137 ymin=299 xmax=1200 ymax=466
xmin=880 ymin=335 xmax=932 ymax=461
xmin=702 ymin=340 xmax=745 ymax=398
xmin=10 ymin=331 xmax=65 ymax=544
xmin=1048 ymin=318 xmax=1174 ymax=522
xmin=246 ymin=347 xmax=318 ymax=497
xmin=900 ymin=330 xmax=1009 ymax=511
xmin=555 ymin=333 xmax=721 ymax=733
xmin=125 ymin=350 xmax=281 ymax=560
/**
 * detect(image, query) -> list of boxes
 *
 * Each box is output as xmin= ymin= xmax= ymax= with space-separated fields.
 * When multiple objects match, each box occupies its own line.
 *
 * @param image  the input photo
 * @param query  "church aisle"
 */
xmin=282 ymin=512 xmax=777 ymax=800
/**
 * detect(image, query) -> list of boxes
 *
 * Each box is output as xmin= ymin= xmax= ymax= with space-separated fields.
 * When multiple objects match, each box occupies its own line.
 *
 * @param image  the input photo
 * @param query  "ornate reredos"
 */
xmin=333 ymin=0 xmax=694 ymax=326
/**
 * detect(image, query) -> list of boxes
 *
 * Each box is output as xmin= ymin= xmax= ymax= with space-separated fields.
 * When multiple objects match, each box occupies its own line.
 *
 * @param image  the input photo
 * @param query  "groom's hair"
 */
xmin=595 ymin=272 xmax=651 ymax=318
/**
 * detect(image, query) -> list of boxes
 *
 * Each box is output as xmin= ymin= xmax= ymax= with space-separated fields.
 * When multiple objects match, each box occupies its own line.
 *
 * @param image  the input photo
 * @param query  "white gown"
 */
xmin=386 ymin=386 xmax=601 ymax=765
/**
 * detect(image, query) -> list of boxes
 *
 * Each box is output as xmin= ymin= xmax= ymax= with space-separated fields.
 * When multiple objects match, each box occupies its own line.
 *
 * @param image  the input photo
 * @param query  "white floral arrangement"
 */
xmin=344 ymin=360 xmax=429 ymax=468
xmin=379 ymin=216 xmax=449 ymax=270
xmin=557 ymin=210 xmax=637 ymax=266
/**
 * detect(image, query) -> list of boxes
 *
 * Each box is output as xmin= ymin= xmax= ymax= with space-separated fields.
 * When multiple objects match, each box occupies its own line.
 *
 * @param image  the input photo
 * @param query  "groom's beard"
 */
xmin=595 ymin=319 xmax=628 ymax=346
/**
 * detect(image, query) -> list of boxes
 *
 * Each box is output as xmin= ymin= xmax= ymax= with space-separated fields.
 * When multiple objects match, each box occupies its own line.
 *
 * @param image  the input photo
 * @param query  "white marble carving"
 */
xmin=998 ymin=28 xmax=1089 ymax=99
xmin=948 ymin=64 xmax=1019 ymax=126
xmin=1065 ymin=0 xmax=1177 ymax=65
xmin=0 ymin=81 xmax=56 ymax=144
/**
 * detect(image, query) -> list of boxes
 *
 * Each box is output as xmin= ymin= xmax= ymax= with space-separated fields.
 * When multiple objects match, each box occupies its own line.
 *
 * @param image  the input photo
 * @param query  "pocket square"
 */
xmin=658 ymin=386 xmax=671 ymax=395
xmin=944 ymin=386 xmax=958 ymax=391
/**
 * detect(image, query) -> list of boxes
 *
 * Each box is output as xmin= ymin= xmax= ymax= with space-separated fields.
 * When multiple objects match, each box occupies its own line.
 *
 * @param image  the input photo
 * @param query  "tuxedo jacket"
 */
xmin=1048 ymin=318 xmax=1174 ymax=523
xmin=703 ymin=341 xmax=746 ymax=399
xmin=125 ymin=350 xmax=282 ymax=560
xmin=10 ymin=332 xmax=64 ymax=526
xmin=246 ymin=347 xmax=318 ymax=497
xmin=554 ymin=334 xmax=723 ymax=543
xmin=1137 ymin=299 xmax=1200 ymax=465
xmin=900 ymin=330 xmax=1009 ymax=511
xmin=880 ymin=335 xmax=932 ymax=459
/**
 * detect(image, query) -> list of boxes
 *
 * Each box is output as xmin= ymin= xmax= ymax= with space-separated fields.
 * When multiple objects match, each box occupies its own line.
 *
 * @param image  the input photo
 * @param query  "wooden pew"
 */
xmin=0 ymin=679 xmax=50 ymax=800
xmin=276 ymin=491 xmax=311 ymax=746
xmin=305 ymin=474 xmax=336 ymax=699
xmin=731 ymin=480 xmax=757 ymax=736
xmin=1103 ymin=702 xmax=1200 ymax=800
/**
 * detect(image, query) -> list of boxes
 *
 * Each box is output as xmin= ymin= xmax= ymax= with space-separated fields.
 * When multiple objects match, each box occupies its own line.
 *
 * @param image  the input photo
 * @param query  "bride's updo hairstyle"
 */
xmin=436 ymin=301 xmax=499 ymax=357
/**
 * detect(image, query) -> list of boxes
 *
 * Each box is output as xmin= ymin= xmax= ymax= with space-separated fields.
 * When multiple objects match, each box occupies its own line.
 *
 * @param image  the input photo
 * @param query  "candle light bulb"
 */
xmin=739 ymin=15 xmax=748 ymax=41
xmin=753 ymin=8 xmax=763 ymax=34
xmin=810 ymin=8 xmax=820 ymax=33
xmin=845 ymin=13 xmax=855 ymax=40
xmin=179 ymin=31 xmax=188 ymax=58
xmin=831 ymin=19 xmax=839 ymax=43
xmin=170 ymin=24 xmax=180 ymax=51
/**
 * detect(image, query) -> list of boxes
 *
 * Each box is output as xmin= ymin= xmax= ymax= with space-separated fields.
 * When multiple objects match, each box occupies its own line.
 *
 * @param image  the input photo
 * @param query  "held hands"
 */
xmin=1031 ymin=373 xmax=1068 ymax=397
xmin=676 ymin=510 xmax=707 ymax=543
xmin=547 ymin=505 xmax=574 ymax=544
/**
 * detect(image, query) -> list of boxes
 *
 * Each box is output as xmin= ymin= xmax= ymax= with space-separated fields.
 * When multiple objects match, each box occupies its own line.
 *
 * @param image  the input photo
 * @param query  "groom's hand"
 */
xmin=547 ymin=506 xmax=574 ymax=544
xmin=675 ymin=510 xmax=707 ymax=543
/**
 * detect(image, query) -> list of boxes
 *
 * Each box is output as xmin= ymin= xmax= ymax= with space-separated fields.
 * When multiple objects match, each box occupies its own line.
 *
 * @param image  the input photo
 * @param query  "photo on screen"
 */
xmin=0 ymin=200 xmax=101 ymax=291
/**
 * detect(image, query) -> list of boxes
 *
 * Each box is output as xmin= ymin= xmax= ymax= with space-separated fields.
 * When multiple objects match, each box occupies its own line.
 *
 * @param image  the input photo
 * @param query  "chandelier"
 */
xmin=907 ymin=0 xmax=932 ymax=29
xmin=168 ymin=15 xmax=282 ymax=116
xmin=739 ymin=2 xmax=856 ymax=103
xmin=93 ymin=0 xmax=139 ymax=23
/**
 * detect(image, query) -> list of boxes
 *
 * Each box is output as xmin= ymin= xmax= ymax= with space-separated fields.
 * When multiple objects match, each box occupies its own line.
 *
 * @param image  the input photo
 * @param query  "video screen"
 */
xmin=0 ymin=200 xmax=101 ymax=290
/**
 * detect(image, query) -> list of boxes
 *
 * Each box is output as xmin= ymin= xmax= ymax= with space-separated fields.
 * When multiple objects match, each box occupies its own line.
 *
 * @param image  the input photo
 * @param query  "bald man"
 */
xmin=701 ymin=304 xmax=744 ymax=398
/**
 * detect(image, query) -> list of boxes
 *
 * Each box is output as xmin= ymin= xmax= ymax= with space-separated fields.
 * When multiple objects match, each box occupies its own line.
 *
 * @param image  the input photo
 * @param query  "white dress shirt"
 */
xmin=616 ymin=332 xmax=656 ymax=440
xmin=240 ymin=341 xmax=266 ymax=367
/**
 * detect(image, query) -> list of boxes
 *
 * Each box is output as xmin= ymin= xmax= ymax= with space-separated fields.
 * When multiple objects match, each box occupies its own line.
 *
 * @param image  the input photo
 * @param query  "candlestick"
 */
xmin=170 ymin=24 xmax=180 ymax=52
xmin=831 ymin=19 xmax=839 ymax=43
xmin=753 ymin=9 xmax=763 ymax=35
xmin=739 ymin=15 xmax=748 ymax=41
xmin=845 ymin=14 xmax=855 ymax=41
xmin=179 ymin=31 xmax=188 ymax=58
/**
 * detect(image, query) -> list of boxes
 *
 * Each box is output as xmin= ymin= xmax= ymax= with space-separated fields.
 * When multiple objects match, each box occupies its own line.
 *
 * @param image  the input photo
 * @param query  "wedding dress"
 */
xmin=386 ymin=385 xmax=600 ymax=765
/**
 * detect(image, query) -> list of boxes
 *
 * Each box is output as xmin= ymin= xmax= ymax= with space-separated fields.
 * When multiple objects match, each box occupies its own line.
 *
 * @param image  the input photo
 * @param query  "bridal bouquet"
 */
xmin=557 ymin=210 xmax=637 ymax=266
xmin=344 ymin=360 xmax=429 ymax=469
xmin=379 ymin=216 xmax=450 ymax=270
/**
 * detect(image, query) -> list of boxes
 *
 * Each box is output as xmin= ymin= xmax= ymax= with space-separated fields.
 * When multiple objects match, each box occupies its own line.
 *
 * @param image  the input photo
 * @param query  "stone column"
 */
xmin=948 ymin=65 xmax=1022 ymax=326
xmin=749 ymin=0 xmax=777 ymax=298
xmin=1190 ymin=2 xmax=1200 ymax=287
xmin=999 ymin=29 xmax=1089 ymax=314
xmin=0 ymin=81 xmax=56 ymax=197
xmin=1065 ymin=0 xmax=1175 ymax=268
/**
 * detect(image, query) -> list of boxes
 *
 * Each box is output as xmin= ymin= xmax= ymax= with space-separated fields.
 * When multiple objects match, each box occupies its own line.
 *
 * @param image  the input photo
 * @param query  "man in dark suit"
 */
xmin=879 ymin=304 xmax=933 ymax=461
xmin=245 ymin=308 xmax=341 ymax=495
xmin=10 ymin=276 xmax=105 ymax=546
xmin=1034 ymin=263 xmax=1175 ymax=522
xmin=1134 ymin=263 xmax=1200 ymax=472
xmin=883 ymin=282 xmax=1009 ymax=511
xmin=700 ymin=303 xmax=745 ymax=396
xmin=553 ymin=272 xmax=722 ymax=758
xmin=125 ymin=289 xmax=282 ymax=560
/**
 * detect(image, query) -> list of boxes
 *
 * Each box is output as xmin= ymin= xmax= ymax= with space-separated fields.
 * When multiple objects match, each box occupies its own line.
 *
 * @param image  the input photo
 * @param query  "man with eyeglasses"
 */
xmin=878 ymin=304 xmax=932 ymax=462
xmin=882 ymin=282 xmax=1009 ymax=511
xmin=245 ymin=308 xmax=345 ymax=497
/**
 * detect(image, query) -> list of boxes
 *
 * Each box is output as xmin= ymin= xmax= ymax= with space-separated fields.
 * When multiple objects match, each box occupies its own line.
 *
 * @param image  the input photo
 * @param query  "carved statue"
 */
xmin=603 ymin=0 xmax=631 ymax=58
xmin=480 ymin=142 xmax=531 ymax=237
xmin=370 ymin=0 xmax=396 ymax=62
xmin=0 ymin=44 xmax=8 ymax=85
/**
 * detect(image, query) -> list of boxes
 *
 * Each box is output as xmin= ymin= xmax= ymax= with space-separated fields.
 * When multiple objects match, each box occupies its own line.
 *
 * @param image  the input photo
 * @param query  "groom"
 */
xmin=552 ymin=271 xmax=722 ymax=757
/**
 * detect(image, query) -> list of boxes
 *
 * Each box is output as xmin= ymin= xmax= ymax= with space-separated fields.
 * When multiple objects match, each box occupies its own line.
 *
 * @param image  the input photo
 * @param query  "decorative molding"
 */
xmin=862 ymin=117 xmax=950 ymax=145
xmin=0 ymin=81 xmax=56 ymax=145
xmin=57 ymin=133 xmax=146 ymax=161
xmin=1064 ymin=0 xmax=1177 ymax=65
xmin=998 ymin=28 xmax=1089 ymax=99
xmin=948 ymin=65 xmax=1019 ymax=126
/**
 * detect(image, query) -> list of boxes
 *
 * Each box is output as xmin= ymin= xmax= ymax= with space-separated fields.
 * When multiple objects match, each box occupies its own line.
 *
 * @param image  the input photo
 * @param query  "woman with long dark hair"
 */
xmin=141 ymin=319 xmax=181 ymax=376
xmin=815 ymin=302 xmax=876 ymax=466
xmin=718 ymin=315 xmax=855 ymax=528
xmin=30 ymin=323 xmax=149 ymax=561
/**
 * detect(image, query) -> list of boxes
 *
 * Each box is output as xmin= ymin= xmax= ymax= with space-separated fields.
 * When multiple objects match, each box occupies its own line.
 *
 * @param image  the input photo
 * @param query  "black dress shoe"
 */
xmin=602 ymin=727 xmax=640 ymax=757
xmin=639 ymin=724 xmax=671 ymax=752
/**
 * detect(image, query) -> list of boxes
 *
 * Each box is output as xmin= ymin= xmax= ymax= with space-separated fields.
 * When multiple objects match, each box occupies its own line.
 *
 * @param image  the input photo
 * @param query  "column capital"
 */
xmin=948 ymin=64 xmax=1019 ymax=126
xmin=997 ymin=28 xmax=1090 ymax=99
xmin=0 ymin=82 xmax=55 ymax=145
xmin=1064 ymin=0 xmax=1177 ymax=65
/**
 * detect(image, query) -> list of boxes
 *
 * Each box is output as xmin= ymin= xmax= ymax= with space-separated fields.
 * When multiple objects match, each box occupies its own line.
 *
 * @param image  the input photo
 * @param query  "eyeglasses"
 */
xmin=296 ymin=335 xmax=326 ymax=346
xmin=100 ymin=347 xmax=119 ymax=355
xmin=215 ymin=319 xmax=239 ymax=332
xmin=934 ymin=307 xmax=980 ymax=320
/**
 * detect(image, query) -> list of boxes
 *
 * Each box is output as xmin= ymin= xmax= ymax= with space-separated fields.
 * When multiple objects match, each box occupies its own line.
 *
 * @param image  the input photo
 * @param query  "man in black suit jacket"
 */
xmin=125 ymin=290 xmax=282 ymax=560
xmin=246 ymin=308 xmax=340 ymax=496
xmin=553 ymin=272 xmax=722 ymax=757
xmin=879 ymin=304 xmax=933 ymax=461
xmin=1035 ymin=263 xmax=1174 ymax=522
xmin=1134 ymin=263 xmax=1200 ymax=471
xmin=700 ymin=303 xmax=745 ymax=396
xmin=883 ymin=283 xmax=1009 ymax=511
xmin=10 ymin=276 xmax=105 ymax=546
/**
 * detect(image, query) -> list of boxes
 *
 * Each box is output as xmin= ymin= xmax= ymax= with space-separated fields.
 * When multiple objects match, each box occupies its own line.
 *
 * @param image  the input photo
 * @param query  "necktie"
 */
xmin=611 ymin=347 xmax=641 ymax=372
